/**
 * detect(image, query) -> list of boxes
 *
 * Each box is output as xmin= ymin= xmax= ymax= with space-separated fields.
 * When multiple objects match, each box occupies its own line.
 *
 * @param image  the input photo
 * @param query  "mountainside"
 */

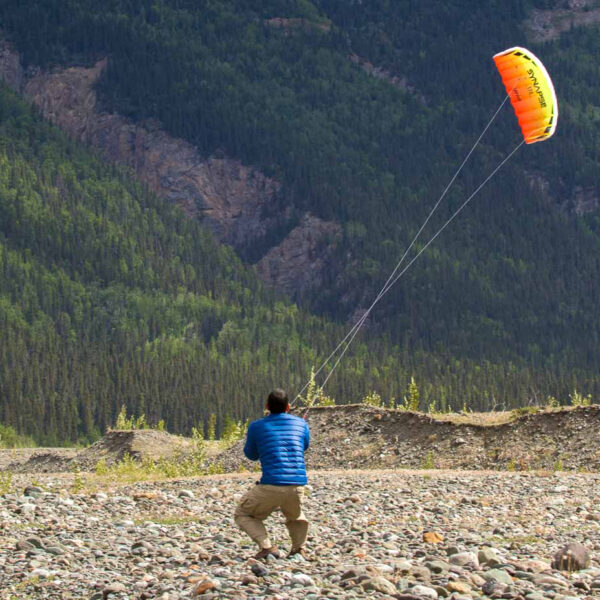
xmin=0 ymin=85 xmax=367 ymax=444
xmin=2 ymin=83 xmax=571 ymax=445
xmin=1 ymin=1 xmax=599 ymax=363
xmin=0 ymin=1 xmax=600 ymax=443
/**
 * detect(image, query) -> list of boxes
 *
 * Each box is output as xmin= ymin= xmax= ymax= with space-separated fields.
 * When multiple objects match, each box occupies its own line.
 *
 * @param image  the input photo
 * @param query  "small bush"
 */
xmin=0 ymin=423 xmax=36 ymax=448
xmin=221 ymin=415 xmax=248 ymax=445
xmin=95 ymin=458 xmax=109 ymax=476
xmin=299 ymin=368 xmax=336 ymax=408
xmin=0 ymin=470 xmax=13 ymax=495
xmin=421 ymin=451 xmax=435 ymax=469
xmin=71 ymin=470 xmax=85 ymax=494
xmin=403 ymin=377 xmax=420 ymax=411
xmin=570 ymin=389 xmax=592 ymax=407
xmin=113 ymin=406 xmax=163 ymax=430
xmin=363 ymin=391 xmax=383 ymax=407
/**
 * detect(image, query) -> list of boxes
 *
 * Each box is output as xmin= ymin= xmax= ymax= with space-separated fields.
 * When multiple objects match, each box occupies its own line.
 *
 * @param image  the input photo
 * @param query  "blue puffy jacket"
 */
xmin=244 ymin=413 xmax=310 ymax=485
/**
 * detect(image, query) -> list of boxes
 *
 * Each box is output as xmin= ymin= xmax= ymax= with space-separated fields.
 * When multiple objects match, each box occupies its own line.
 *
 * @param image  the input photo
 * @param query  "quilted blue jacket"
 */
xmin=244 ymin=413 xmax=310 ymax=485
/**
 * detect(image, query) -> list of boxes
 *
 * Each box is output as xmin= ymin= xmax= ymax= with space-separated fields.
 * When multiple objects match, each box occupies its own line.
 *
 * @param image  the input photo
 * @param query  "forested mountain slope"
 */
xmin=0 ymin=86 xmax=369 ymax=444
xmin=3 ymin=84 xmax=571 ymax=445
xmin=0 ymin=1 xmax=599 ymax=442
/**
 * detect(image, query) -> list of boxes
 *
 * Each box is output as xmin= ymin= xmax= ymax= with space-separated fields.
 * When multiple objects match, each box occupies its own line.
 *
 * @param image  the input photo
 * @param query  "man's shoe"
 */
xmin=254 ymin=546 xmax=280 ymax=560
xmin=287 ymin=547 xmax=308 ymax=559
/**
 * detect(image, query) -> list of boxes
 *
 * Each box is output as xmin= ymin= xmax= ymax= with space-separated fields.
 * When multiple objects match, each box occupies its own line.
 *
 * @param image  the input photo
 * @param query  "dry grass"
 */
xmin=431 ymin=405 xmax=569 ymax=427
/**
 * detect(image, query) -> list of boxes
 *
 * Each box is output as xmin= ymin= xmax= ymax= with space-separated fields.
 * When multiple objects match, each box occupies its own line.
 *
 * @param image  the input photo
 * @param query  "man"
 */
xmin=234 ymin=389 xmax=310 ymax=559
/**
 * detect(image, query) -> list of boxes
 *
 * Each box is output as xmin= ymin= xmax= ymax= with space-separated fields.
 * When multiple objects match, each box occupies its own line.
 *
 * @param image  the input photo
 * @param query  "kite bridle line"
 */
xmin=294 ymin=117 xmax=544 ymax=418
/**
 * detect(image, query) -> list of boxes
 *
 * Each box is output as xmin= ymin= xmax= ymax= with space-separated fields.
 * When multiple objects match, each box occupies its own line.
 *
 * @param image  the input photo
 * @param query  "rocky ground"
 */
xmin=2 ymin=469 xmax=600 ymax=600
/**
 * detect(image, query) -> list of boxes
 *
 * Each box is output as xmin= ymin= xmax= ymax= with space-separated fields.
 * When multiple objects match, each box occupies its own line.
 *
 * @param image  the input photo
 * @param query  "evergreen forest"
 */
xmin=0 ymin=0 xmax=599 ymax=443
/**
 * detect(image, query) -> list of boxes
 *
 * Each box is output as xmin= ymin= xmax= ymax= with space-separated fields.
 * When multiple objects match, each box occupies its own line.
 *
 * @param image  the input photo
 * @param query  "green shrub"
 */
xmin=570 ymin=389 xmax=592 ymax=407
xmin=206 ymin=413 xmax=216 ymax=441
xmin=363 ymin=391 xmax=383 ymax=407
xmin=299 ymin=368 xmax=336 ymax=408
xmin=0 ymin=470 xmax=13 ymax=495
xmin=113 ymin=406 xmax=154 ymax=430
xmin=403 ymin=377 xmax=420 ymax=411
xmin=0 ymin=423 xmax=35 ymax=448
xmin=421 ymin=451 xmax=435 ymax=469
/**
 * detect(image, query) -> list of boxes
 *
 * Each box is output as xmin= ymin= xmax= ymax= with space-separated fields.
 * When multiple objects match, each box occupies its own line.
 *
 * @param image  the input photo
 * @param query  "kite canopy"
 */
xmin=493 ymin=46 xmax=558 ymax=144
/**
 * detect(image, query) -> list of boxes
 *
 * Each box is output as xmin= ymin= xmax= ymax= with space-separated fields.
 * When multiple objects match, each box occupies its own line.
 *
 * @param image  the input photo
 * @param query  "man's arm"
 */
xmin=303 ymin=422 xmax=310 ymax=452
xmin=244 ymin=423 xmax=260 ymax=461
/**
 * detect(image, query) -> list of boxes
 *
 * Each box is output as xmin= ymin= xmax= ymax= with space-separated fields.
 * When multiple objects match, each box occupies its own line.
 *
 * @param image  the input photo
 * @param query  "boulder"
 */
xmin=551 ymin=543 xmax=590 ymax=572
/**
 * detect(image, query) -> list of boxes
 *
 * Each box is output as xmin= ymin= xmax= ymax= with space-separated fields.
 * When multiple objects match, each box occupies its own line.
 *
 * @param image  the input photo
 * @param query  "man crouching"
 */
xmin=234 ymin=389 xmax=310 ymax=559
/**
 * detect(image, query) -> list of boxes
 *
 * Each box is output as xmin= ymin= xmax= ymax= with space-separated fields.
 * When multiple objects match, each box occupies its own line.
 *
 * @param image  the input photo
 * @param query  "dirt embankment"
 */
xmin=3 ymin=430 xmax=191 ymax=474
xmin=4 ymin=405 xmax=600 ymax=474
xmin=217 ymin=404 xmax=600 ymax=473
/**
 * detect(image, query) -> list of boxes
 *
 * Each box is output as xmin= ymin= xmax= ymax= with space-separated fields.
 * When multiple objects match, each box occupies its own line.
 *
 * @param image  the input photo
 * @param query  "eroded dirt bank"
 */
xmin=219 ymin=404 xmax=600 ymax=473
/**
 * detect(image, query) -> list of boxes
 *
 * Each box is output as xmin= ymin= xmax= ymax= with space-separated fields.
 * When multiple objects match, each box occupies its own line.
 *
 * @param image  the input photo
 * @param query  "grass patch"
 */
xmin=134 ymin=514 xmax=200 ymax=526
xmin=421 ymin=451 xmax=436 ymax=470
xmin=431 ymin=405 xmax=581 ymax=427
xmin=491 ymin=534 xmax=543 ymax=546
xmin=0 ymin=470 xmax=13 ymax=495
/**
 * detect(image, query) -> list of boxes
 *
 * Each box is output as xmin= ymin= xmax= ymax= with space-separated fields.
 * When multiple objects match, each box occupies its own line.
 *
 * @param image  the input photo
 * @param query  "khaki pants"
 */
xmin=234 ymin=484 xmax=309 ymax=550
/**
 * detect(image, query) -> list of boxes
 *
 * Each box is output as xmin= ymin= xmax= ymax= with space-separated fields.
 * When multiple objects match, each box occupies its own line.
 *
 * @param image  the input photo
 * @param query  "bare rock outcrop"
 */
xmin=23 ymin=60 xmax=282 ymax=247
xmin=350 ymin=53 xmax=426 ymax=104
xmin=571 ymin=186 xmax=600 ymax=215
xmin=0 ymin=41 xmax=24 ymax=92
xmin=525 ymin=0 xmax=600 ymax=43
xmin=265 ymin=17 xmax=331 ymax=34
xmin=255 ymin=214 xmax=342 ymax=298
xmin=0 ymin=45 xmax=342 ymax=297
xmin=526 ymin=170 xmax=599 ymax=216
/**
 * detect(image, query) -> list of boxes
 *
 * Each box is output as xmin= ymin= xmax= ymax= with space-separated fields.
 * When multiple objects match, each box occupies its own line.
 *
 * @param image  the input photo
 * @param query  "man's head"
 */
xmin=266 ymin=389 xmax=289 ymax=414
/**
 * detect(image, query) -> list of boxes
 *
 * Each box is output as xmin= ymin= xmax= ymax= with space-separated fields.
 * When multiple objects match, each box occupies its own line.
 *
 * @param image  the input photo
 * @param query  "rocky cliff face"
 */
xmin=0 ymin=43 xmax=340 ymax=298
xmin=526 ymin=170 xmax=600 ymax=216
xmin=256 ymin=214 xmax=342 ymax=299
xmin=0 ymin=41 xmax=24 ymax=92
xmin=22 ymin=59 xmax=284 ymax=250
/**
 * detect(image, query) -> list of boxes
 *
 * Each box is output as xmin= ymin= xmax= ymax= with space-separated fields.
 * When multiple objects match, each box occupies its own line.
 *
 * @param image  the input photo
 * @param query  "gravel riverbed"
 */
xmin=1 ymin=469 xmax=600 ymax=599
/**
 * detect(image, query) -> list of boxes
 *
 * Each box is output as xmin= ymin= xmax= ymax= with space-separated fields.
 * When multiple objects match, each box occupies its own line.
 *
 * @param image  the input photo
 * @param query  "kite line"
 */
xmin=294 ymin=96 xmax=537 ymax=411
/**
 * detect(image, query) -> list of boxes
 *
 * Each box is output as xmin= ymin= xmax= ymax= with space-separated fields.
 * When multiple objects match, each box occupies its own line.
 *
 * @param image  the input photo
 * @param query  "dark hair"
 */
xmin=267 ymin=389 xmax=289 ymax=414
